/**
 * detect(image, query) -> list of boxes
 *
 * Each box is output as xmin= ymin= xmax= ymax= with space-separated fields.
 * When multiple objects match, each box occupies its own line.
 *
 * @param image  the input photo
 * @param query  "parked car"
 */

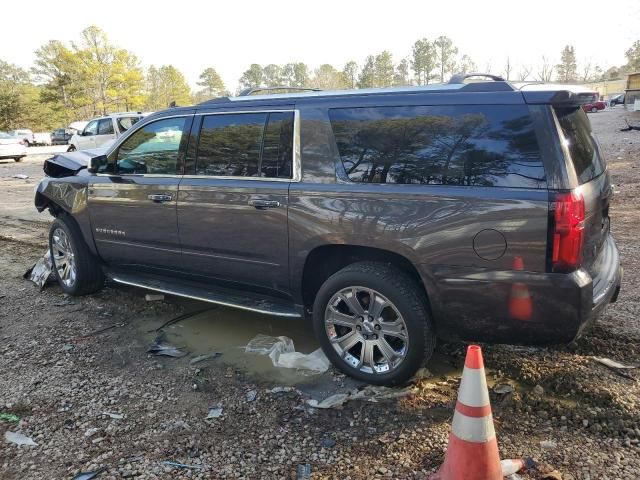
xmin=0 ymin=132 xmax=27 ymax=162
xmin=68 ymin=113 xmax=145 ymax=152
xmin=35 ymin=76 xmax=622 ymax=385
xmin=34 ymin=132 xmax=52 ymax=146
xmin=609 ymin=94 xmax=625 ymax=107
xmin=582 ymin=101 xmax=606 ymax=113
xmin=8 ymin=129 xmax=35 ymax=146
xmin=51 ymin=128 xmax=75 ymax=145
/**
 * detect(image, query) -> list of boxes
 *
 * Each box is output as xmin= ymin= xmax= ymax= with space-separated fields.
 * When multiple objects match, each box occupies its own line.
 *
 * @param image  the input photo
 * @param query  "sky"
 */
xmin=2 ymin=0 xmax=638 ymax=91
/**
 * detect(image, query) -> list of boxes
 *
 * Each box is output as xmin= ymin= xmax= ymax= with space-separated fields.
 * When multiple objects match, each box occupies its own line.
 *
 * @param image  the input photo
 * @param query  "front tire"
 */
xmin=591 ymin=106 xmax=598 ymax=113
xmin=14 ymin=156 xmax=24 ymax=162
xmin=312 ymin=261 xmax=435 ymax=385
xmin=67 ymin=145 xmax=76 ymax=152
xmin=49 ymin=215 xmax=104 ymax=295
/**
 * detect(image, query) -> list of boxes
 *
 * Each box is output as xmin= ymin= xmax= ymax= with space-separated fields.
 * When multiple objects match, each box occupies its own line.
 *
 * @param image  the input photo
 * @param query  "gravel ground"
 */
xmin=0 ymin=108 xmax=638 ymax=479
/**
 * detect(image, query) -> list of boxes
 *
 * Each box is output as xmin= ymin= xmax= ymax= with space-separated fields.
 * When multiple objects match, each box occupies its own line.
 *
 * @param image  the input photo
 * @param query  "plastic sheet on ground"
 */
xmin=4 ymin=431 xmax=38 ymax=446
xmin=24 ymin=250 xmax=54 ymax=289
xmin=245 ymin=334 xmax=330 ymax=373
xmin=306 ymin=384 xmax=417 ymax=409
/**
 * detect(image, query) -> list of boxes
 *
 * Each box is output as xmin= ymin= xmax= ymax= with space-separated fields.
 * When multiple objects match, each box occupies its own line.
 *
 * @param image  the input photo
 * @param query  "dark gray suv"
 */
xmin=35 ymin=74 xmax=622 ymax=385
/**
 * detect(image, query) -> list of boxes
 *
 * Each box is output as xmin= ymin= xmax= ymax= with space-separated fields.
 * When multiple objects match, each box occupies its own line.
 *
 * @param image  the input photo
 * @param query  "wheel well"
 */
xmin=301 ymin=245 xmax=426 ymax=310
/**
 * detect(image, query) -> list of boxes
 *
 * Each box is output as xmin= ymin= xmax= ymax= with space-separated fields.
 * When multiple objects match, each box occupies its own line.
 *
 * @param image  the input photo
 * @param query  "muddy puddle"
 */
xmin=138 ymin=304 xmax=466 ymax=399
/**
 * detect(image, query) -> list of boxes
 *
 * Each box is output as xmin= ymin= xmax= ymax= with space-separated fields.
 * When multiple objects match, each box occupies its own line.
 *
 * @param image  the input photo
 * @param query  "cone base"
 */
xmin=435 ymin=433 xmax=502 ymax=480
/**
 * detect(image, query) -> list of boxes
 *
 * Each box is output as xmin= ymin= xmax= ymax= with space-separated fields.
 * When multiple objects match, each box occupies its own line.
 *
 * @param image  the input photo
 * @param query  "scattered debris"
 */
xmin=531 ymin=384 xmax=544 ymax=397
xmin=306 ymin=384 xmax=416 ymax=409
xmin=150 ymin=308 xmax=213 ymax=332
xmin=79 ymin=323 xmax=123 ymax=339
xmin=0 ymin=413 xmax=20 ymax=423
xmin=266 ymin=386 xmax=298 ymax=394
xmin=147 ymin=332 xmax=187 ymax=358
xmin=539 ymin=440 xmax=557 ymax=450
xmin=245 ymin=334 xmax=330 ymax=373
xmin=189 ymin=352 xmax=222 ymax=365
xmin=296 ymin=463 xmax=312 ymax=479
xmin=494 ymin=384 xmax=514 ymax=394
xmin=4 ymin=431 xmax=38 ymax=446
xmin=245 ymin=390 xmax=257 ymax=402
xmin=620 ymin=119 xmax=640 ymax=131
xmin=101 ymin=412 xmax=123 ymax=420
xmin=84 ymin=428 xmax=100 ymax=438
xmin=12 ymin=174 xmax=29 ymax=179
xmin=71 ymin=467 xmax=106 ymax=480
xmin=162 ymin=461 xmax=203 ymax=470
xmin=23 ymin=250 xmax=54 ymax=289
xmin=307 ymin=393 xmax=351 ymax=409
xmin=145 ymin=293 xmax=164 ymax=302
xmin=592 ymin=356 xmax=637 ymax=370
xmin=320 ymin=438 xmax=336 ymax=448
xmin=206 ymin=405 xmax=223 ymax=419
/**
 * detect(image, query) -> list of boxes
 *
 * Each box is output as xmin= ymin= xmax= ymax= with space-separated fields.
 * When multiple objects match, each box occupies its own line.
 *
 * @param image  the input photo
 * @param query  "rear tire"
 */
xmin=591 ymin=106 xmax=598 ymax=113
xmin=67 ymin=145 xmax=76 ymax=152
xmin=49 ymin=215 xmax=104 ymax=296
xmin=312 ymin=261 xmax=436 ymax=385
xmin=14 ymin=156 xmax=24 ymax=162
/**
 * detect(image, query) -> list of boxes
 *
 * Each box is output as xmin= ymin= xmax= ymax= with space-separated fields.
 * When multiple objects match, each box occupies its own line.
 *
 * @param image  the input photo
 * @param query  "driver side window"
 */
xmin=84 ymin=120 xmax=98 ymax=136
xmin=115 ymin=117 xmax=187 ymax=175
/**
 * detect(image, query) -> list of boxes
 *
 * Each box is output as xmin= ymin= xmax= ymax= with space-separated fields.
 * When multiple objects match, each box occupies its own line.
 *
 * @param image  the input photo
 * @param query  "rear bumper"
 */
xmin=423 ymin=235 xmax=622 ymax=344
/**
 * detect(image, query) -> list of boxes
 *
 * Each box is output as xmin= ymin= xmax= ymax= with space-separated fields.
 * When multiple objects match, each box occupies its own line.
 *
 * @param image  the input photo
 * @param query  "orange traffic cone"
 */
xmin=509 ymin=256 xmax=533 ymax=321
xmin=429 ymin=345 xmax=502 ymax=480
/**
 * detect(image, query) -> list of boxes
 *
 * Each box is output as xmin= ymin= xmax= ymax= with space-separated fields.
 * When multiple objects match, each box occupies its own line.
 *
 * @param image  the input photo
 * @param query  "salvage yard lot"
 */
xmin=0 ymin=109 xmax=639 ymax=479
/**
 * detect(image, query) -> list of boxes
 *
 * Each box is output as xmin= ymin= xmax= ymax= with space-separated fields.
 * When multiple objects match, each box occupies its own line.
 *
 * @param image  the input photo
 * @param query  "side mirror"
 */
xmin=87 ymin=154 xmax=107 ymax=174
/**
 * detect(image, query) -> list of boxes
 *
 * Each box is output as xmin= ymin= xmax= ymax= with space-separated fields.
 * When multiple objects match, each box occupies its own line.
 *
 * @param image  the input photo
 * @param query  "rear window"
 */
xmin=555 ymin=107 xmax=605 ymax=184
xmin=329 ymin=105 xmax=545 ymax=188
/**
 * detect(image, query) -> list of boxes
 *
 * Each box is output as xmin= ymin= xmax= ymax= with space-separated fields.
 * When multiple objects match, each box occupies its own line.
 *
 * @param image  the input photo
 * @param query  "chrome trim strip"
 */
xmin=97 ymin=109 xmax=301 ymax=182
xmin=109 ymin=275 xmax=301 ymax=318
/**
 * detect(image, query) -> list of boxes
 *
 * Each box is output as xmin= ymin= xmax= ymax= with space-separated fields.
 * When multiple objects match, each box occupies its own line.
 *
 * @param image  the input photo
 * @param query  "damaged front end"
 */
xmin=42 ymin=149 xmax=100 ymax=178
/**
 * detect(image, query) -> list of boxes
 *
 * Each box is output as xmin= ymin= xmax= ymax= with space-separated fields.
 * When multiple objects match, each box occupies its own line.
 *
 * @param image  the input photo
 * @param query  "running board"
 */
xmin=106 ymin=271 xmax=302 ymax=318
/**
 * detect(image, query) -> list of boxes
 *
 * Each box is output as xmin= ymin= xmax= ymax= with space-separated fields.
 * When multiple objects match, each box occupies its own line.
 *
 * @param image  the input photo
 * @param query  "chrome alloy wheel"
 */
xmin=324 ymin=286 xmax=409 ymax=374
xmin=51 ymin=228 xmax=76 ymax=288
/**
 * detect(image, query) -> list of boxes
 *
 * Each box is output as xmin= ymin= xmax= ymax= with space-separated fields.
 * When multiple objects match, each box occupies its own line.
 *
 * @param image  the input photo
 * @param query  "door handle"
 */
xmin=148 ymin=194 xmax=173 ymax=203
xmin=248 ymin=199 xmax=281 ymax=209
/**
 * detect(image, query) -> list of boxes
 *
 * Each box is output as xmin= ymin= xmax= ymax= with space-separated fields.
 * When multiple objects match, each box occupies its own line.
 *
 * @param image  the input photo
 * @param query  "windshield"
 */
xmin=555 ymin=107 xmax=605 ymax=184
xmin=0 ymin=133 xmax=13 ymax=139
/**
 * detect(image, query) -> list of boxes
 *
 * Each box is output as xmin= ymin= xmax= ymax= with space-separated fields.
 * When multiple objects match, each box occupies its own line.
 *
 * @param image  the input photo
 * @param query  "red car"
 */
xmin=578 ymin=92 xmax=606 ymax=113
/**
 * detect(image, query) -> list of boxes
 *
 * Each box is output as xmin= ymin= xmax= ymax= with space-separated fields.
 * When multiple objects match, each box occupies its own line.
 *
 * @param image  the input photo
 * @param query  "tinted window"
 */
xmin=114 ymin=117 xmax=186 ymax=175
xmin=261 ymin=112 xmax=294 ymax=178
xmin=97 ymin=118 xmax=114 ymax=135
xmin=329 ymin=105 xmax=545 ymax=188
xmin=196 ymin=113 xmax=266 ymax=177
xmin=555 ymin=107 xmax=605 ymax=184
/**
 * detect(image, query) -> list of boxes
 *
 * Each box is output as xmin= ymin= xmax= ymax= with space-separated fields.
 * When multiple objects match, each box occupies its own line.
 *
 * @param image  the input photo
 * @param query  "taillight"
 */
xmin=551 ymin=190 xmax=585 ymax=272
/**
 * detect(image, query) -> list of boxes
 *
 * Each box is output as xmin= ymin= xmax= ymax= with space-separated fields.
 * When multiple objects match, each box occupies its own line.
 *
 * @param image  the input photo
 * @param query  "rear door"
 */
xmin=177 ymin=109 xmax=296 ymax=294
xmin=88 ymin=114 xmax=193 ymax=270
xmin=554 ymin=106 xmax=611 ymax=276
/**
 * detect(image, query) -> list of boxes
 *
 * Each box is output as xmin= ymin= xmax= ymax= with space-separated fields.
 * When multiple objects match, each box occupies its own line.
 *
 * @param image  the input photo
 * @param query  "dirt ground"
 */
xmin=0 ymin=110 xmax=639 ymax=480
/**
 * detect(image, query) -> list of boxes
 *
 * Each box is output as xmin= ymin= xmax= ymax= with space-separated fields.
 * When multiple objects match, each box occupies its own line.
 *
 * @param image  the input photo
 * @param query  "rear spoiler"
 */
xmin=522 ymin=89 xmax=596 ymax=106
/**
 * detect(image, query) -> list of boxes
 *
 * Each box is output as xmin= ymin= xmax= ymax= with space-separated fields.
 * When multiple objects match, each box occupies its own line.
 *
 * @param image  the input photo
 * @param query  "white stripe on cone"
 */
xmin=458 ymin=366 xmax=490 ymax=407
xmin=451 ymin=410 xmax=496 ymax=443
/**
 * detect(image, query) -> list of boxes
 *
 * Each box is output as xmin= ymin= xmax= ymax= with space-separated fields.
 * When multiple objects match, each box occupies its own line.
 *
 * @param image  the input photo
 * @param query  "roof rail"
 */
xmin=448 ymin=73 xmax=506 ymax=84
xmin=238 ymin=86 xmax=322 ymax=96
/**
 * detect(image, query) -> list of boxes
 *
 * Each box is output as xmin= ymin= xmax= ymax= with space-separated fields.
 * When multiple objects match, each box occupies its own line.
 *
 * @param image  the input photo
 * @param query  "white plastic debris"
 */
xmin=592 ymin=356 xmax=637 ymax=370
xmin=102 ymin=412 xmax=123 ymax=419
xmin=306 ymin=393 xmax=351 ymax=409
xmin=145 ymin=293 xmax=165 ymax=302
xmin=24 ymin=250 xmax=54 ymax=289
xmin=206 ymin=406 xmax=223 ymax=419
xmin=540 ymin=440 xmax=557 ymax=450
xmin=494 ymin=384 xmax=514 ymax=394
xmin=306 ymin=385 xmax=416 ymax=409
xmin=4 ymin=431 xmax=38 ymax=446
xmin=12 ymin=174 xmax=29 ymax=179
xmin=245 ymin=334 xmax=330 ymax=373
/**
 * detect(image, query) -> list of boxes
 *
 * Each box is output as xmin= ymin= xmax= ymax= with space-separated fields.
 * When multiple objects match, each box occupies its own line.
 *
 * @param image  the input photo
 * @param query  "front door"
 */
xmin=88 ymin=114 xmax=193 ymax=271
xmin=78 ymin=119 xmax=99 ymax=150
xmin=177 ymin=110 xmax=295 ymax=295
xmin=94 ymin=118 xmax=117 ymax=148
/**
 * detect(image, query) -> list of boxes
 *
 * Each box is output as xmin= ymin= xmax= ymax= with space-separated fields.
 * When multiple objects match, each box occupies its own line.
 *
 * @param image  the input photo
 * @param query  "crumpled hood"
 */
xmin=43 ymin=144 xmax=111 ymax=178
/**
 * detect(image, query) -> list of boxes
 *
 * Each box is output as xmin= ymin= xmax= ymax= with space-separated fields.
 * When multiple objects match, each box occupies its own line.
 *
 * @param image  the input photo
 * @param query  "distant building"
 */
xmin=625 ymin=72 xmax=640 ymax=110
xmin=582 ymin=79 xmax=626 ymax=99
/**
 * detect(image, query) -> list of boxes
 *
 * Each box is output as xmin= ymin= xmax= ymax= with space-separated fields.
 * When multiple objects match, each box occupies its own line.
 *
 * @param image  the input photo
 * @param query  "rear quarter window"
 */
xmin=329 ymin=105 xmax=546 ymax=188
xmin=554 ymin=107 xmax=605 ymax=185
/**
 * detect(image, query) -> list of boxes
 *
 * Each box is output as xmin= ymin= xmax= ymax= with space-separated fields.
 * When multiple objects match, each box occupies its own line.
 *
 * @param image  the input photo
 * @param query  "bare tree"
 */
xmin=581 ymin=58 xmax=592 ymax=82
xmin=503 ymin=57 xmax=512 ymax=81
xmin=518 ymin=65 xmax=532 ymax=81
xmin=537 ymin=56 xmax=554 ymax=82
xmin=484 ymin=61 xmax=492 ymax=74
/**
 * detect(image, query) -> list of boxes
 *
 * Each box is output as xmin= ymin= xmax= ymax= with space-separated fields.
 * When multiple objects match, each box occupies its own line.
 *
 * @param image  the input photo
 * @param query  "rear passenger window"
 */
xmin=329 ymin=105 xmax=545 ymax=188
xmin=555 ymin=107 xmax=605 ymax=184
xmin=261 ymin=112 xmax=294 ymax=178
xmin=196 ymin=113 xmax=267 ymax=177
xmin=97 ymin=119 xmax=114 ymax=135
